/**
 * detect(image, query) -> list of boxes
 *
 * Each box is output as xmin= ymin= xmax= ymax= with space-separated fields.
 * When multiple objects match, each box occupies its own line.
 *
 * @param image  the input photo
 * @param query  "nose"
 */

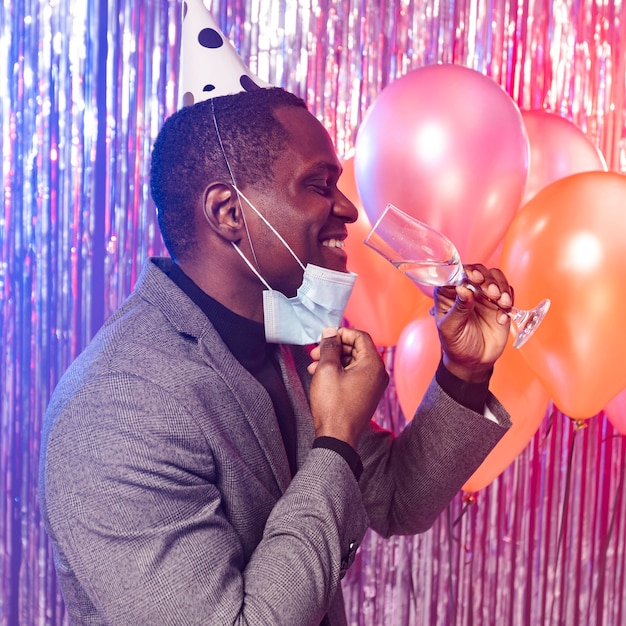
xmin=333 ymin=189 xmax=359 ymax=223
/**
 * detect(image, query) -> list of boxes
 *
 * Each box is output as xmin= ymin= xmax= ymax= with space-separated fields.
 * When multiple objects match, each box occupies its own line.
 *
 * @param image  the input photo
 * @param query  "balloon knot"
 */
xmin=463 ymin=492 xmax=477 ymax=505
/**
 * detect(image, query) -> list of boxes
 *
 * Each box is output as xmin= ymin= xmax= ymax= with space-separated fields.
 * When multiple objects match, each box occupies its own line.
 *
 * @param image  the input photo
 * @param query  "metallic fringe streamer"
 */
xmin=1 ymin=0 xmax=625 ymax=624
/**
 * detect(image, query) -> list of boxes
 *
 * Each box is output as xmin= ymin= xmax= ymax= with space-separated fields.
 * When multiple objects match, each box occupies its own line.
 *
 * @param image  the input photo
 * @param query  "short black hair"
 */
xmin=150 ymin=87 xmax=307 ymax=261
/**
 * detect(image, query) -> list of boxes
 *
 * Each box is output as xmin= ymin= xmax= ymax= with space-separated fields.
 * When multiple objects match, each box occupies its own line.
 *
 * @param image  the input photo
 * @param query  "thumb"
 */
xmin=436 ymin=286 xmax=475 ymax=335
xmin=316 ymin=327 xmax=342 ymax=368
xmin=439 ymin=285 xmax=478 ymax=323
xmin=453 ymin=284 xmax=476 ymax=314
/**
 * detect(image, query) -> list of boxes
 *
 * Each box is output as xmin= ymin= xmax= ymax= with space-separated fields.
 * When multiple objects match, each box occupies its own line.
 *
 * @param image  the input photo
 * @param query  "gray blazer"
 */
xmin=39 ymin=258 xmax=510 ymax=625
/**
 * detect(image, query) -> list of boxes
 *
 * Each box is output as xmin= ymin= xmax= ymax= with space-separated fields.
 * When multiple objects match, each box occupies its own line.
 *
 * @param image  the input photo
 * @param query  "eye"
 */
xmin=308 ymin=179 xmax=332 ymax=196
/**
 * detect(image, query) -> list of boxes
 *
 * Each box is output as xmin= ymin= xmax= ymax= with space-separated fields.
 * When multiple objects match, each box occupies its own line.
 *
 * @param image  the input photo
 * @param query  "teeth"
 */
xmin=322 ymin=238 xmax=345 ymax=248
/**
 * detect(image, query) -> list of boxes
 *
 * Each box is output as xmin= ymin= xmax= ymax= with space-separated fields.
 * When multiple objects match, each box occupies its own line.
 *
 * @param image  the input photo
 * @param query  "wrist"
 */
xmin=441 ymin=353 xmax=493 ymax=383
xmin=312 ymin=436 xmax=363 ymax=480
xmin=314 ymin=425 xmax=361 ymax=450
xmin=436 ymin=357 xmax=492 ymax=413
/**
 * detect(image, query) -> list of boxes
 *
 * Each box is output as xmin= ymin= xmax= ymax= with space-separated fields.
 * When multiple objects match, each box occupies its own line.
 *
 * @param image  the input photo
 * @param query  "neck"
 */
xmin=175 ymin=258 xmax=266 ymax=323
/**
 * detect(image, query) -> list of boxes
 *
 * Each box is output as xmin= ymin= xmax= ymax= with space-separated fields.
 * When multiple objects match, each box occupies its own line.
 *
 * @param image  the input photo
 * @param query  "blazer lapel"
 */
xmin=136 ymin=259 xmax=291 ymax=497
xmin=277 ymin=346 xmax=316 ymax=472
xmin=198 ymin=333 xmax=293 ymax=493
xmin=136 ymin=259 xmax=301 ymax=494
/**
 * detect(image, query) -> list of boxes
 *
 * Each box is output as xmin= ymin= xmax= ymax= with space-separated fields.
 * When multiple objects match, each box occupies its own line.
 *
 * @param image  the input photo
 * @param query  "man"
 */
xmin=39 ymin=87 xmax=512 ymax=625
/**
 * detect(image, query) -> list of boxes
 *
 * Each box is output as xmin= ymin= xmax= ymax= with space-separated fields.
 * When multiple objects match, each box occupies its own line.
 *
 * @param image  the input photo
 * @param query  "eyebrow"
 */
xmin=307 ymin=160 xmax=342 ymax=177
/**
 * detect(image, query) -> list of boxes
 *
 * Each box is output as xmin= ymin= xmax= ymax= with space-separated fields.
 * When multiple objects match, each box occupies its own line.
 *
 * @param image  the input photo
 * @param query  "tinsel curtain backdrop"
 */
xmin=1 ymin=0 xmax=625 ymax=624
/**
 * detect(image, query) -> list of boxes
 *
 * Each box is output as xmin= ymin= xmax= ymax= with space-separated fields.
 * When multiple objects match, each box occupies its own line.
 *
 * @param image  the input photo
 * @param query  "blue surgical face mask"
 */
xmin=230 ymin=187 xmax=357 ymax=345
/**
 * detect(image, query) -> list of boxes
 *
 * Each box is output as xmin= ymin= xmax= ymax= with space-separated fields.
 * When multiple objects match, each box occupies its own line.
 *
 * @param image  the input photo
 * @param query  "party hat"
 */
xmin=180 ymin=0 xmax=271 ymax=107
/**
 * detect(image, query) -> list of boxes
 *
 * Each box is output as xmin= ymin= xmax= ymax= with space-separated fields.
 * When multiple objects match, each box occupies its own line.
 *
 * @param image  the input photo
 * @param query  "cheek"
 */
xmin=271 ymin=213 xmax=316 ymax=249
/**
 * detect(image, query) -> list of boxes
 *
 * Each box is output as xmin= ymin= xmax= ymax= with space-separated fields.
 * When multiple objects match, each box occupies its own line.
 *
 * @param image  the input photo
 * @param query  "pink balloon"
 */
xmin=521 ymin=109 xmax=607 ymax=206
xmin=355 ymin=64 xmax=529 ymax=263
xmin=604 ymin=388 xmax=626 ymax=435
xmin=393 ymin=313 xmax=441 ymax=422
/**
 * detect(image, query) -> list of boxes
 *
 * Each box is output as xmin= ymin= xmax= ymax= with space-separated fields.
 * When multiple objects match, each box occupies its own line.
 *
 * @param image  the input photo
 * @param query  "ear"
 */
xmin=201 ymin=182 xmax=244 ymax=242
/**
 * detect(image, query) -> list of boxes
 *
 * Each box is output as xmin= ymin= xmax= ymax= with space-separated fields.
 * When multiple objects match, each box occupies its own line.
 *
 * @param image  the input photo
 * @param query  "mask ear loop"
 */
xmin=210 ymin=99 xmax=262 ymax=272
xmin=232 ymin=186 xmax=305 ymax=272
xmin=230 ymin=240 xmax=272 ymax=290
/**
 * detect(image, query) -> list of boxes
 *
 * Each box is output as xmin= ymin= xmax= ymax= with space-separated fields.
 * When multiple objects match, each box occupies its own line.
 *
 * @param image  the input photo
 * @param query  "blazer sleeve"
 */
xmin=357 ymin=375 xmax=512 ymax=538
xmin=39 ymin=371 xmax=368 ymax=626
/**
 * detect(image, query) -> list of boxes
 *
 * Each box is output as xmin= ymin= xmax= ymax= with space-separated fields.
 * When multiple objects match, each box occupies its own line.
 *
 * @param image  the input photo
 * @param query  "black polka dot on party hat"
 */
xmin=203 ymin=84 xmax=216 ymax=92
xmin=183 ymin=1 xmax=188 ymax=19
xmin=198 ymin=28 xmax=224 ymax=49
xmin=240 ymin=75 xmax=262 ymax=91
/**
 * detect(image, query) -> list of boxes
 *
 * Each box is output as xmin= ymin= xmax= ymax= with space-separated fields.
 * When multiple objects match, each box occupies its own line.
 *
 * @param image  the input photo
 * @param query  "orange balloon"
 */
xmin=393 ymin=310 xmax=442 ymax=421
xmin=462 ymin=344 xmax=550 ymax=493
xmin=501 ymin=171 xmax=626 ymax=419
xmin=340 ymin=158 xmax=429 ymax=346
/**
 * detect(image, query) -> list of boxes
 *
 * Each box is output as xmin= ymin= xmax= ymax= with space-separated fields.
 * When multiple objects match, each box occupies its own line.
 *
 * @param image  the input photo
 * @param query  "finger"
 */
xmin=336 ymin=326 xmax=375 ymax=347
xmin=484 ymin=268 xmax=513 ymax=308
xmin=309 ymin=331 xmax=342 ymax=362
xmin=309 ymin=328 xmax=358 ymax=372
xmin=336 ymin=327 xmax=377 ymax=362
xmin=308 ymin=344 xmax=321 ymax=362
xmin=435 ymin=282 xmax=474 ymax=311
xmin=464 ymin=264 xmax=487 ymax=285
xmin=466 ymin=264 xmax=513 ymax=306
xmin=453 ymin=284 xmax=476 ymax=314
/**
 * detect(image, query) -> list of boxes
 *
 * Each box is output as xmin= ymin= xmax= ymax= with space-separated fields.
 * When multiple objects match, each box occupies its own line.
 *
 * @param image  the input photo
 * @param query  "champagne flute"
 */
xmin=364 ymin=203 xmax=550 ymax=349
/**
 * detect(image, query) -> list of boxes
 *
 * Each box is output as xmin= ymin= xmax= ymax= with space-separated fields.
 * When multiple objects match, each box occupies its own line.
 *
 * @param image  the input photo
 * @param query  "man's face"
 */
xmin=240 ymin=106 xmax=358 ymax=297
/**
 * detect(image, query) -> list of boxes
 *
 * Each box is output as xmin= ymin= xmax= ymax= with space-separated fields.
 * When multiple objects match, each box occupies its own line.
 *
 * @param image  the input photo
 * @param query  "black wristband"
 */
xmin=312 ymin=436 xmax=363 ymax=481
xmin=435 ymin=357 xmax=492 ymax=414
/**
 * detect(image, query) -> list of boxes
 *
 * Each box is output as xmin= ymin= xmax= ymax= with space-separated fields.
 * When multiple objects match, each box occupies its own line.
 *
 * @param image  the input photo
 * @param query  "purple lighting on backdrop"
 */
xmin=1 ymin=0 xmax=625 ymax=625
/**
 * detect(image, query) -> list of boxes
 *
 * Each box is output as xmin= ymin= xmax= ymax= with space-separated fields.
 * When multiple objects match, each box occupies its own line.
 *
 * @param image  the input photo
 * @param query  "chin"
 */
xmin=317 ymin=254 xmax=348 ymax=273
xmin=331 ymin=261 xmax=349 ymax=273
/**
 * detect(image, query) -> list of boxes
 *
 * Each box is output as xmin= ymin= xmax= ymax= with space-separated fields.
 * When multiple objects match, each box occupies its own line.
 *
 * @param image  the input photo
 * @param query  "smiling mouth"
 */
xmin=322 ymin=238 xmax=345 ymax=249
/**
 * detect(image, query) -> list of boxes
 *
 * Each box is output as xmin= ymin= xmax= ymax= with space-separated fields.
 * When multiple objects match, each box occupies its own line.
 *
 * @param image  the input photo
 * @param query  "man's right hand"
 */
xmin=307 ymin=327 xmax=389 ymax=449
